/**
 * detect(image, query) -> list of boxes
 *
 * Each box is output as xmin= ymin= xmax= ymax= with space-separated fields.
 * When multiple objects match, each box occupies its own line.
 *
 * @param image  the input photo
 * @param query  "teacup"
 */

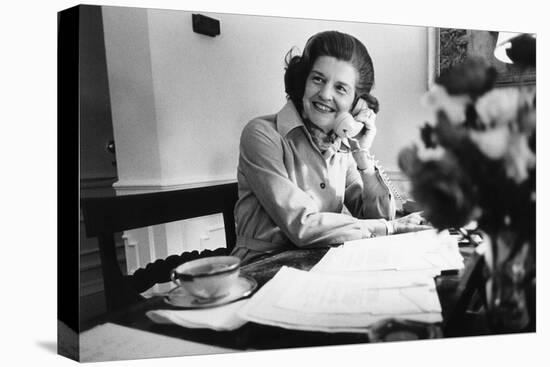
xmin=170 ymin=256 xmax=241 ymax=300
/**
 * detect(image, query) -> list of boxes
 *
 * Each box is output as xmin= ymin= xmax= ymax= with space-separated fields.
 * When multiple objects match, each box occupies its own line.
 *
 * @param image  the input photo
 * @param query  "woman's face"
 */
xmin=302 ymin=56 xmax=358 ymax=133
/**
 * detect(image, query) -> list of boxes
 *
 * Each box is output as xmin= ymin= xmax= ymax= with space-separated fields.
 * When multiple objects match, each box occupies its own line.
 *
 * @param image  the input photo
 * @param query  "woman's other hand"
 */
xmin=390 ymin=211 xmax=432 ymax=234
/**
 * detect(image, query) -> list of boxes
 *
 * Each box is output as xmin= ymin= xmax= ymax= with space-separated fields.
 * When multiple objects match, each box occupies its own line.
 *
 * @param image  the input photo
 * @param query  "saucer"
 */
xmin=164 ymin=275 xmax=257 ymax=309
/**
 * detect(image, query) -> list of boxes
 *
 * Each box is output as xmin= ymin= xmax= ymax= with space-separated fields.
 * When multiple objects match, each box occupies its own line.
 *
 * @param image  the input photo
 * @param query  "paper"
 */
xmin=312 ymin=229 xmax=463 ymax=274
xmin=238 ymin=230 xmax=460 ymax=333
xmin=146 ymin=299 xmax=249 ymax=331
xmin=239 ymin=267 xmax=442 ymax=334
xmin=275 ymin=270 xmax=440 ymax=314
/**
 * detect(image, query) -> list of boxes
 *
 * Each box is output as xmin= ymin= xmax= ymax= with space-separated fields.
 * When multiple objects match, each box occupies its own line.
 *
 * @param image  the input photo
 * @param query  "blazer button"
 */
xmin=320 ymin=182 xmax=326 ymax=189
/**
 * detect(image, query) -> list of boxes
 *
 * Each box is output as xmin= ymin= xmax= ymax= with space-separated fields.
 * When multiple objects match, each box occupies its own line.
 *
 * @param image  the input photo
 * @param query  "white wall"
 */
xmin=102 ymin=7 xmax=162 ymax=187
xmin=102 ymin=6 xmax=432 ymax=189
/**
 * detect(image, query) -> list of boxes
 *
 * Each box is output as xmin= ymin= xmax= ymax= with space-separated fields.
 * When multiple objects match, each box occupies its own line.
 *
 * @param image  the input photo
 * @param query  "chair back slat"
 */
xmin=83 ymin=183 xmax=238 ymax=244
xmin=80 ymin=182 xmax=239 ymax=311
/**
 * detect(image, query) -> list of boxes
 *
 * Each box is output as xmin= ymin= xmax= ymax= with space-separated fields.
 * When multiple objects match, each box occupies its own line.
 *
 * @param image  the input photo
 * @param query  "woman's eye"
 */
xmin=311 ymin=76 xmax=323 ymax=83
xmin=337 ymin=85 xmax=348 ymax=94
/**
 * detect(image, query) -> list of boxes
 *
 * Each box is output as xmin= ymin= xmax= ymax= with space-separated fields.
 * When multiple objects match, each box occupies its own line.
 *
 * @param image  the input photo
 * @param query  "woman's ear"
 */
xmin=363 ymin=93 xmax=380 ymax=114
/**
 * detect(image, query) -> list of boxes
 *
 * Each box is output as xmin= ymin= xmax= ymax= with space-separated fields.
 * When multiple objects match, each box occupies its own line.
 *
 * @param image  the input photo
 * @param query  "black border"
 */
xmin=57 ymin=4 xmax=80 ymax=361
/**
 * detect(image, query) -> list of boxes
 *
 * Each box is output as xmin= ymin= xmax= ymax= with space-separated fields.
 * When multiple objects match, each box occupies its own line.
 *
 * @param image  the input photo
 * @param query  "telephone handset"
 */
xmin=334 ymin=112 xmax=364 ymax=139
xmin=333 ymin=98 xmax=406 ymax=204
xmin=333 ymin=98 xmax=375 ymax=149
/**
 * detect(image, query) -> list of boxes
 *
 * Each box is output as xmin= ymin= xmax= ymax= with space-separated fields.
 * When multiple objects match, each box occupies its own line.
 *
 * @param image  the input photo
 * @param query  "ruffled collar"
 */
xmin=302 ymin=118 xmax=343 ymax=159
xmin=276 ymin=101 xmax=350 ymax=159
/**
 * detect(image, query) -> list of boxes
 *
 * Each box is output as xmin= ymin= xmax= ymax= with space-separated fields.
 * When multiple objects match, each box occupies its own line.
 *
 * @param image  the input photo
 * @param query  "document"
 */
xmin=276 ymin=270 xmax=441 ymax=315
xmin=239 ymin=267 xmax=442 ymax=333
xmin=313 ymin=229 xmax=464 ymax=274
xmin=239 ymin=230 xmax=460 ymax=333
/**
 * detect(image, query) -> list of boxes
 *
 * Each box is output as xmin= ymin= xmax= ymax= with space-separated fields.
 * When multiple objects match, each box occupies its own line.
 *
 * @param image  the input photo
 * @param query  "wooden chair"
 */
xmin=81 ymin=182 xmax=239 ymax=312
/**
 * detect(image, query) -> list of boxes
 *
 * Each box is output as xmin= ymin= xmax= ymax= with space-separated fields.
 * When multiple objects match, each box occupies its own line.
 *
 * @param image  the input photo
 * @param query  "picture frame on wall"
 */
xmin=436 ymin=27 xmax=536 ymax=86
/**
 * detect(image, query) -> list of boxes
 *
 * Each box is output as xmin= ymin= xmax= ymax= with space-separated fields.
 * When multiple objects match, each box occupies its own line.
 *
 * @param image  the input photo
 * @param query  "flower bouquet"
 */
xmin=398 ymin=38 xmax=536 ymax=333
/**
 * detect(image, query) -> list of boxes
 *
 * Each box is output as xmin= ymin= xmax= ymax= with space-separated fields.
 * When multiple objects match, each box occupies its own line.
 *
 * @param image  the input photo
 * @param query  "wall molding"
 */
xmin=113 ymin=176 xmax=237 ymax=194
xmin=80 ymin=176 xmax=117 ymax=189
xmin=113 ymin=172 xmax=406 ymax=191
xmin=80 ymin=177 xmax=117 ymax=199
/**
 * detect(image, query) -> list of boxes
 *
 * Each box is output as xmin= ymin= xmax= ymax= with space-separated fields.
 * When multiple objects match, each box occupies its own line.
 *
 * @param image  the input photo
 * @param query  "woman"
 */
xmin=231 ymin=30 xmax=428 ymax=264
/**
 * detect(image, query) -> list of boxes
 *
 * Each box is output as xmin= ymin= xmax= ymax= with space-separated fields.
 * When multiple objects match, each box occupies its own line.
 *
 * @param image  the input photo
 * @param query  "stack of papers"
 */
xmin=239 ymin=266 xmax=441 ymax=333
xmin=313 ymin=229 xmax=464 ymax=275
xmin=239 ymin=229 xmax=463 ymax=333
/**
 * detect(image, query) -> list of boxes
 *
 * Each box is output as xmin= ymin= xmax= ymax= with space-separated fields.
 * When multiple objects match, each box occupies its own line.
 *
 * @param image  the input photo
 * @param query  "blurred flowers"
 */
xmin=399 ymin=56 xmax=536 ymax=240
xmin=398 ymin=35 xmax=536 ymax=332
xmin=399 ymin=145 xmax=481 ymax=229
xmin=421 ymin=85 xmax=470 ymax=125
xmin=475 ymin=88 xmax=523 ymax=127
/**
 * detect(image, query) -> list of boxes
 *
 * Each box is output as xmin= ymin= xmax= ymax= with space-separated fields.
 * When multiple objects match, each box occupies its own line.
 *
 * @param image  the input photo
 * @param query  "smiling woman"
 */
xmin=230 ymin=30 xmax=430 ymax=265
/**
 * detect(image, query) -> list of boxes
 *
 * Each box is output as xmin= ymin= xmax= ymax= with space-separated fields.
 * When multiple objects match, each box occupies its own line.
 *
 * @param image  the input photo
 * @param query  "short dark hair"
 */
xmin=284 ymin=30 xmax=379 ymax=114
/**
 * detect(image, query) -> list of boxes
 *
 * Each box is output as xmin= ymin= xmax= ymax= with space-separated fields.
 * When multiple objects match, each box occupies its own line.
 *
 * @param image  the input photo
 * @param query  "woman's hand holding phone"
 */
xmin=334 ymin=98 xmax=378 ymax=173
xmin=349 ymin=98 xmax=377 ymax=150
xmin=336 ymin=98 xmax=376 ymax=153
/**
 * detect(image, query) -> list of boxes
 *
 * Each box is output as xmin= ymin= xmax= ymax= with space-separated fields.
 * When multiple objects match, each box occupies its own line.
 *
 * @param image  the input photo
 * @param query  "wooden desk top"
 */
xmin=101 ymin=245 xmax=484 ymax=351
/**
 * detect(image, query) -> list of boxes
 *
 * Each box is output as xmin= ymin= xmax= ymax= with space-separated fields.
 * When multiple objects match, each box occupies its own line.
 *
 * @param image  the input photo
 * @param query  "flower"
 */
xmin=422 ymin=85 xmax=471 ymax=125
xmin=503 ymin=133 xmax=536 ymax=183
xmin=475 ymin=88 xmax=522 ymax=128
xmin=420 ymin=123 xmax=438 ymax=148
xmin=416 ymin=145 xmax=446 ymax=161
xmin=436 ymin=57 xmax=497 ymax=97
xmin=398 ymin=146 xmax=481 ymax=229
xmin=399 ymin=54 xmax=536 ymax=235
xmin=468 ymin=126 xmax=510 ymax=159
xmin=467 ymin=126 xmax=534 ymax=184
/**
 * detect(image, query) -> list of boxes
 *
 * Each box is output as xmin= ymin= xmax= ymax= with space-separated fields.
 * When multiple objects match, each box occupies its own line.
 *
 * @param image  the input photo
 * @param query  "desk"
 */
xmin=81 ymin=246 xmax=485 ymax=360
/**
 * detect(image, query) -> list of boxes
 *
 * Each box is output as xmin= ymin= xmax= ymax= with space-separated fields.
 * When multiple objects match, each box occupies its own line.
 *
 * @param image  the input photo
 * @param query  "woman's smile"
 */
xmin=312 ymin=101 xmax=335 ymax=113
